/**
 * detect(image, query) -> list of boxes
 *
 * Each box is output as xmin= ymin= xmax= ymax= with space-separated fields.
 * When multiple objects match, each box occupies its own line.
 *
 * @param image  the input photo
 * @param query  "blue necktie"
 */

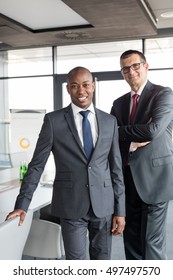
xmin=80 ymin=110 xmax=93 ymax=160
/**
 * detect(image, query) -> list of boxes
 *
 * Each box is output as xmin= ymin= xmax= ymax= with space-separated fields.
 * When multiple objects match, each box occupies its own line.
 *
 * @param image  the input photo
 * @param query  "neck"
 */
xmin=132 ymin=87 xmax=139 ymax=92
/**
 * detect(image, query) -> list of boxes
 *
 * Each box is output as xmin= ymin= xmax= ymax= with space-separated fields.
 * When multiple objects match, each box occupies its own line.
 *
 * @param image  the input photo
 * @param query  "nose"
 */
xmin=78 ymin=84 xmax=85 ymax=93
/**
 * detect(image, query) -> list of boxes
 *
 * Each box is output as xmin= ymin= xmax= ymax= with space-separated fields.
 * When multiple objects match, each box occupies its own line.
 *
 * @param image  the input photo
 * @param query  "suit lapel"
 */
xmin=133 ymin=81 xmax=153 ymax=123
xmin=64 ymin=105 xmax=84 ymax=153
xmin=123 ymin=93 xmax=131 ymax=124
xmin=91 ymin=108 xmax=104 ymax=159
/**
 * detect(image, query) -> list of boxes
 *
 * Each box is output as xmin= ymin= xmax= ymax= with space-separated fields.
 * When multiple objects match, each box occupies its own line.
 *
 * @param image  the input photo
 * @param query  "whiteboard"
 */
xmin=9 ymin=109 xmax=46 ymax=163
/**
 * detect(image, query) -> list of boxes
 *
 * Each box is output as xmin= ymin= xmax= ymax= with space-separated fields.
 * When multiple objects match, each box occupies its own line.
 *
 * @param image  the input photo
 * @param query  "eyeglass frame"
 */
xmin=121 ymin=62 xmax=145 ymax=74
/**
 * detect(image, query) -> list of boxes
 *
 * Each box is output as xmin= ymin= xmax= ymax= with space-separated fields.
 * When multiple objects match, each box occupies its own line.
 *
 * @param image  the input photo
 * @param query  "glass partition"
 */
xmin=0 ymin=52 xmax=11 ymax=169
xmin=7 ymin=47 xmax=53 ymax=77
xmin=56 ymin=40 xmax=142 ymax=73
xmin=145 ymin=37 xmax=173 ymax=69
xmin=8 ymin=76 xmax=53 ymax=113
xmin=148 ymin=69 xmax=173 ymax=89
xmin=1 ymin=38 xmax=173 ymax=170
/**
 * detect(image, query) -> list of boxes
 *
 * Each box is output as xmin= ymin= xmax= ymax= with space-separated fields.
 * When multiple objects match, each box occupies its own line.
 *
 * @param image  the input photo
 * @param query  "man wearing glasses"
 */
xmin=111 ymin=49 xmax=173 ymax=260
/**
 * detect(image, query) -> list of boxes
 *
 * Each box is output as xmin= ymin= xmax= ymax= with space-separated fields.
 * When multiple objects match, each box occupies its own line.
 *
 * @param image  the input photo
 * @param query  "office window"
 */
xmin=7 ymin=47 xmax=53 ymax=77
xmin=148 ymin=69 xmax=173 ymax=89
xmin=8 ymin=77 xmax=53 ymax=113
xmin=95 ymin=80 xmax=130 ymax=113
xmin=145 ymin=37 xmax=173 ymax=69
xmin=56 ymin=40 xmax=142 ymax=73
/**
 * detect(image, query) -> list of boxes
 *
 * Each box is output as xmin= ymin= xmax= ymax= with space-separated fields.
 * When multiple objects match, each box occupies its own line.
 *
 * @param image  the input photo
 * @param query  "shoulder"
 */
xmin=112 ymin=92 xmax=130 ymax=106
xmin=45 ymin=105 xmax=71 ymax=120
xmin=146 ymin=81 xmax=173 ymax=106
xmin=95 ymin=108 xmax=117 ymax=123
xmin=148 ymin=80 xmax=172 ymax=94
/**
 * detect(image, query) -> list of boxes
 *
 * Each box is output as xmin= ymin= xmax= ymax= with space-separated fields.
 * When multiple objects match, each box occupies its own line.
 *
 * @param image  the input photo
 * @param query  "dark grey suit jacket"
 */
xmin=111 ymin=80 xmax=173 ymax=204
xmin=15 ymin=104 xmax=125 ymax=219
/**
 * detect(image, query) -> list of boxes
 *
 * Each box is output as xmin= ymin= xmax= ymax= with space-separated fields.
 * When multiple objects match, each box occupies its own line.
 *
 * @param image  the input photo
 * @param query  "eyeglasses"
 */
xmin=121 ymin=62 xmax=145 ymax=74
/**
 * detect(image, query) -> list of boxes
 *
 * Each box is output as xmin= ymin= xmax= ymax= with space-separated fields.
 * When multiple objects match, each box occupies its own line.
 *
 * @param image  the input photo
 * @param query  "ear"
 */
xmin=145 ymin=63 xmax=149 ymax=71
xmin=66 ymin=84 xmax=70 ymax=94
xmin=92 ymin=82 xmax=95 ymax=91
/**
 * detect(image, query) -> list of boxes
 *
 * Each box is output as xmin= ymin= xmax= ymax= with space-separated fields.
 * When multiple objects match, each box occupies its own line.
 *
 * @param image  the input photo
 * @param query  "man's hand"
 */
xmin=131 ymin=141 xmax=151 ymax=151
xmin=5 ymin=209 xmax=26 ymax=226
xmin=111 ymin=216 xmax=125 ymax=235
xmin=130 ymin=117 xmax=152 ymax=151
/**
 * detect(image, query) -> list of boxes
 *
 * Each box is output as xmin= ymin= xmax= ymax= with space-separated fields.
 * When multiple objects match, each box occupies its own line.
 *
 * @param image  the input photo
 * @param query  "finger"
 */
xmin=19 ymin=212 xmax=26 ymax=226
xmin=5 ymin=212 xmax=17 ymax=221
xmin=112 ymin=224 xmax=125 ymax=235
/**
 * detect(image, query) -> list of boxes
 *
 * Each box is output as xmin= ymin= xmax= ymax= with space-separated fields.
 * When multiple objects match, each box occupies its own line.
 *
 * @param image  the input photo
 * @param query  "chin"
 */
xmin=79 ymin=103 xmax=89 ymax=109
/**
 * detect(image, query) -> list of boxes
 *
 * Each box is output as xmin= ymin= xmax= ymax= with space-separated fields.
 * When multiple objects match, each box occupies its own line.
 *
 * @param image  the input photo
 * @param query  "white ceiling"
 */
xmin=0 ymin=0 xmax=88 ymax=29
xmin=0 ymin=0 xmax=173 ymax=51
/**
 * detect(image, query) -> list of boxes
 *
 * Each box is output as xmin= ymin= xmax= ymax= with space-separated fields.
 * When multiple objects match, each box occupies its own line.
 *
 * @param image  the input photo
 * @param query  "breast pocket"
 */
xmin=152 ymin=155 xmax=173 ymax=167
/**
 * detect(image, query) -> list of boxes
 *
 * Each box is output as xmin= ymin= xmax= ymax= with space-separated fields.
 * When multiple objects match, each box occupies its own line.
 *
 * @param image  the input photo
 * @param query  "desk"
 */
xmin=0 ymin=166 xmax=53 ymax=223
xmin=0 ymin=212 xmax=9 ymax=223
xmin=0 ymin=184 xmax=53 ymax=217
xmin=0 ymin=167 xmax=19 ymax=185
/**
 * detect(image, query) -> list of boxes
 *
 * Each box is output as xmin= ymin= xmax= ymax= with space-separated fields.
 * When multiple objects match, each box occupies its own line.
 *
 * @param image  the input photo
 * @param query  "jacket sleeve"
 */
xmin=14 ymin=114 xmax=53 ymax=212
xmin=109 ymin=118 xmax=126 ymax=216
xmin=119 ymin=87 xmax=173 ymax=142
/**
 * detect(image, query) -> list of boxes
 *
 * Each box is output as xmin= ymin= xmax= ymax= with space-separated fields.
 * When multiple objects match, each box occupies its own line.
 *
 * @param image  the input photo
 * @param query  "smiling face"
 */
xmin=120 ymin=53 xmax=149 ymax=92
xmin=66 ymin=67 xmax=95 ymax=109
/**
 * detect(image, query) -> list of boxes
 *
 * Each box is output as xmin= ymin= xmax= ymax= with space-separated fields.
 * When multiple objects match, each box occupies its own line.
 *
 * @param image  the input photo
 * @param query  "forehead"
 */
xmin=120 ymin=54 xmax=141 ymax=66
xmin=68 ymin=70 xmax=92 ymax=83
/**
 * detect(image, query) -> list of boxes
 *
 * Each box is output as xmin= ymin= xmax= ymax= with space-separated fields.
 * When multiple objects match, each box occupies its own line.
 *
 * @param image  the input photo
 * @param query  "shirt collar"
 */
xmin=71 ymin=102 xmax=95 ymax=117
xmin=131 ymin=79 xmax=148 ymax=97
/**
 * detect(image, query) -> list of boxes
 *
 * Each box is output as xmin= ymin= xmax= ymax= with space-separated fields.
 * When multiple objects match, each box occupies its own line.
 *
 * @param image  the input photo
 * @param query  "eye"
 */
xmin=132 ymin=63 xmax=140 ymax=68
xmin=83 ymin=83 xmax=89 ymax=88
xmin=83 ymin=83 xmax=92 ymax=89
xmin=71 ymin=84 xmax=78 ymax=89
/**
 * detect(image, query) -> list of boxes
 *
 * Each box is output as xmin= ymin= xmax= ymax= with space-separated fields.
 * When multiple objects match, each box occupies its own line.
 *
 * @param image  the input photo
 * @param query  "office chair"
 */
xmin=23 ymin=218 xmax=64 ymax=259
xmin=0 ymin=210 xmax=33 ymax=260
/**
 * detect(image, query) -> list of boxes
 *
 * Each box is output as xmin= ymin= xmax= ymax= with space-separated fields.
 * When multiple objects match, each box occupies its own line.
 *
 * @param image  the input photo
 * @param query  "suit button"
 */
xmin=88 ymin=166 xmax=91 ymax=169
xmin=85 ymin=184 xmax=89 ymax=188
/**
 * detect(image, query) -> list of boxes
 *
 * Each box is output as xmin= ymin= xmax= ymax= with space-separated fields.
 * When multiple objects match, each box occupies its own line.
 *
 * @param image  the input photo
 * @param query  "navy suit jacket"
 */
xmin=111 ymin=80 xmax=173 ymax=204
xmin=15 ymin=104 xmax=125 ymax=219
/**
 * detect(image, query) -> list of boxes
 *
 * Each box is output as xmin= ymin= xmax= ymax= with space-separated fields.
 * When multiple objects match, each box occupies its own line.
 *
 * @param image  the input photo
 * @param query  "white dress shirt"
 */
xmin=71 ymin=103 xmax=98 ymax=147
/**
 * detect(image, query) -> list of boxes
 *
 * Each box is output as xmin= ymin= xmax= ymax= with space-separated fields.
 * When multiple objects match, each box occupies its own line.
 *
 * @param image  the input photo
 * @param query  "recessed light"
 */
xmin=161 ymin=11 xmax=173 ymax=18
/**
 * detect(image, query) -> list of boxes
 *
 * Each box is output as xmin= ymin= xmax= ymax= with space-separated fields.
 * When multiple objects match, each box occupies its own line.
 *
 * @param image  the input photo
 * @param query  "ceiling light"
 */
xmin=161 ymin=11 xmax=173 ymax=18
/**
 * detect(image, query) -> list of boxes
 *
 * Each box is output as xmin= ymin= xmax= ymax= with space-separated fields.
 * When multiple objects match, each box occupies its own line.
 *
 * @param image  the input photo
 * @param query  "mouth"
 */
xmin=78 ymin=96 xmax=87 ymax=102
xmin=129 ymin=73 xmax=138 ymax=79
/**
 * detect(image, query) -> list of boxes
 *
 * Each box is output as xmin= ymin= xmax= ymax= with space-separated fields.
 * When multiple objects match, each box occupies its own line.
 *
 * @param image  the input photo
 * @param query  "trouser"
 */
xmin=60 ymin=208 xmax=112 ymax=260
xmin=124 ymin=166 xmax=169 ymax=260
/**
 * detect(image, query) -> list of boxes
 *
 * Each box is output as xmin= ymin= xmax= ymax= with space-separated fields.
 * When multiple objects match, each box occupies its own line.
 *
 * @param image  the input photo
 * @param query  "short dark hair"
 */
xmin=67 ymin=66 xmax=93 ymax=82
xmin=120 ymin=50 xmax=146 ymax=63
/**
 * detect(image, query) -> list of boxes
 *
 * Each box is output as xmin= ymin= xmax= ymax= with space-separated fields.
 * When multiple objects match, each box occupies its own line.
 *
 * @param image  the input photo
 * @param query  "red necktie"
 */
xmin=130 ymin=93 xmax=138 ymax=123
